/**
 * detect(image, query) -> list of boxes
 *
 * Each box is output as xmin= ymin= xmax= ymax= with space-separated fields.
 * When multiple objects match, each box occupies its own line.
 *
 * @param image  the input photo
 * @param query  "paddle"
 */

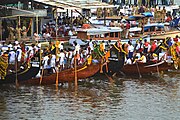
xmin=39 ymin=67 xmax=44 ymax=85
xmin=55 ymin=66 xmax=59 ymax=86
xmin=136 ymin=62 xmax=142 ymax=78
xmin=156 ymin=61 xmax=160 ymax=76
xmin=105 ymin=73 xmax=114 ymax=83
xmin=15 ymin=55 xmax=19 ymax=87
xmin=74 ymin=56 xmax=78 ymax=87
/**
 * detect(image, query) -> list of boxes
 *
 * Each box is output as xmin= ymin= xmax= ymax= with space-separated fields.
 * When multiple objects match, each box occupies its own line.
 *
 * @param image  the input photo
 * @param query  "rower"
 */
xmin=58 ymin=49 xmax=65 ymax=71
xmin=50 ymin=54 xmax=56 ymax=73
xmin=128 ymin=41 xmax=134 ymax=59
xmin=143 ymin=39 xmax=150 ymax=54
xmin=88 ymin=39 xmax=94 ymax=54
xmin=16 ymin=47 xmax=22 ymax=62
xmin=135 ymin=53 xmax=147 ymax=63
xmin=8 ymin=49 xmax=16 ymax=64
xmin=42 ymin=53 xmax=51 ymax=75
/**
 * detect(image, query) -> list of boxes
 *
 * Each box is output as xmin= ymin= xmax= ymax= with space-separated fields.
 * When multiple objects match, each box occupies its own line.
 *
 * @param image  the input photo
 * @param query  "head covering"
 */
xmin=15 ymin=41 xmax=19 ymax=44
xmin=153 ymin=53 xmax=158 ymax=57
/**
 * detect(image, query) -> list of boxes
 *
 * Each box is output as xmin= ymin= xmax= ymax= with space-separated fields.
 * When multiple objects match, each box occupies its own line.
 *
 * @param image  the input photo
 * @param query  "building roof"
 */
xmin=0 ymin=5 xmax=36 ymax=18
xmin=33 ymin=0 xmax=114 ymax=9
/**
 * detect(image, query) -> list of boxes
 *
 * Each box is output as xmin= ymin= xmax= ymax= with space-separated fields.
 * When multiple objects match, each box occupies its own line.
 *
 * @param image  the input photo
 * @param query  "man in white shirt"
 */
xmin=89 ymin=39 xmax=94 ymax=52
xmin=128 ymin=41 xmax=134 ymax=59
xmin=9 ymin=50 xmax=16 ymax=64
xmin=58 ymin=49 xmax=65 ymax=71
xmin=16 ymin=47 xmax=22 ymax=62
xmin=50 ymin=54 xmax=56 ymax=73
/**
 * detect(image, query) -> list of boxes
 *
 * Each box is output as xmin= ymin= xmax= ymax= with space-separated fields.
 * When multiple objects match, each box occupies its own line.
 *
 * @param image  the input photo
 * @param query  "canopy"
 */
xmin=33 ymin=0 xmax=114 ymax=10
xmin=0 ymin=5 xmax=36 ymax=18
xmin=77 ymin=28 xmax=110 ymax=35
xmin=142 ymin=12 xmax=153 ymax=17
xmin=128 ymin=14 xmax=144 ymax=20
xmin=144 ymin=23 xmax=164 ymax=31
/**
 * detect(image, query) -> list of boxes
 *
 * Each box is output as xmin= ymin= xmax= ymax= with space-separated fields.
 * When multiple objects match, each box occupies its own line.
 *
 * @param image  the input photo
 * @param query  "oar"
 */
xmin=105 ymin=73 xmax=114 ymax=83
xmin=56 ymin=66 xmax=59 ymax=86
xmin=15 ymin=56 xmax=19 ymax=87
xmin=74 ymin=56 xmax=78 ymax=87
xmin=156 ymin=61 xmax=160 ymax=76
xmin=136 ymin=62 xmax=142 ymax=78
xmin=39 ymin=67 xmax=44 ymax=85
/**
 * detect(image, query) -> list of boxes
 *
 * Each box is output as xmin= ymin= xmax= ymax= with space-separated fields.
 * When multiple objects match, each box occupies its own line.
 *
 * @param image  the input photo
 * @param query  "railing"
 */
xmin=0 ymin=36 xmax=71 ymax=44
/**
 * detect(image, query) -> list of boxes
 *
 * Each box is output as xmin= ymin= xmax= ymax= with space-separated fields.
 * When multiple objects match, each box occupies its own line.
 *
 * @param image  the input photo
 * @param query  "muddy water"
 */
xmin=0 ymin=71 xmax=180 ymax=120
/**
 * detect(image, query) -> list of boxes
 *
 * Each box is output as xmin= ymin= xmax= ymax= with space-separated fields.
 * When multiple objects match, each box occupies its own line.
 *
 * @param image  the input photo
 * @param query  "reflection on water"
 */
xmin=0 ymin=72 xmax=180 ymax=120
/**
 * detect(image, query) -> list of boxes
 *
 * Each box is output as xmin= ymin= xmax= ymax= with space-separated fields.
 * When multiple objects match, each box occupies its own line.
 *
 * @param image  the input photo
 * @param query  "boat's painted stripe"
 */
xmin=144 ymin=61 xmax=165 ymax=68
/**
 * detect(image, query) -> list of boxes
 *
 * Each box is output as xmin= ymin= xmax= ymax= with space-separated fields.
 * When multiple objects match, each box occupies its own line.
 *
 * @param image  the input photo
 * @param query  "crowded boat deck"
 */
xmin=0 ymin=0 xmax=179 ymax=84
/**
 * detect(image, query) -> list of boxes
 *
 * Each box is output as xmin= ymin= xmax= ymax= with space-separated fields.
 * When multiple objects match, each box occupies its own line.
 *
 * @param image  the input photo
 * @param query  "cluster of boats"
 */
xmin=1 ymin=9 xmax=180 ymax=85
xmin=0 ymin=41 xmax=178 ymax=86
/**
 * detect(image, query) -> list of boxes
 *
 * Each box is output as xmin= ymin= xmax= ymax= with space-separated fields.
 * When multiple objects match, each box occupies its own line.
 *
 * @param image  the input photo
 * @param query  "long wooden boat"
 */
xmin=21 ymin=62 xmax=101 ymax=85
xmin=0 ymin=56 xmax=40 ymax=84
xmin=73 ymin=24 xmax=150 ymax=45
xmin=121 ymin=61 xmax=172 ymax=75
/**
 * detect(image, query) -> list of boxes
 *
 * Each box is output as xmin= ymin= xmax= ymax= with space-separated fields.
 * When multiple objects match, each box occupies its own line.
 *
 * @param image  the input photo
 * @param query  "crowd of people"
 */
xmin=1 ymin=3 xmax=180 ymax=77
xmin=123 ymin=36 xmax=180 ymax=65
xmin=0 ymin=33 xmax=180 ymax=77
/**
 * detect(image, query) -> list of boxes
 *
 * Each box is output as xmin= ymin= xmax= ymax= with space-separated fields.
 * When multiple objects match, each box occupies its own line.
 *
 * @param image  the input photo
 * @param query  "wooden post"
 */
xmin=15 ymin=53 xmax=19 ymax=87
xmin=71 ymin=10 xmax=73 ymax=26
xmin=39 ymin=44 xmax=44 ymax=85
xmin=55 ymin=8 xmax=59 ymax=87
xmin=18 ymin=16 xmax=21 ymax=41
xmin=36 ymin=15 xmax=38 ymax=43
xmin=156 ymin=61 xmax=160 ymax=76
xmin=40 ymin=68 xmax=44 ymax=85
xmin=136 ymin=62 xmax=142 ymax=78
xmin=0 ymin=18 xmax=2 ymax=41
xmin=103 ymin=8 xmax=106 ymax=26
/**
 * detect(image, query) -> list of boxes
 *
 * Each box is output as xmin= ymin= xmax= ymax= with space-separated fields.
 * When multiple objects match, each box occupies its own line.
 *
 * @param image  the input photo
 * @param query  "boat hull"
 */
xmin=0 ymin=64 xmax=40 ymax=84
xmin=22 ymin=63 xmax=100 ymax=85
xmin=121 ymin=61 xmax=172 ymax=75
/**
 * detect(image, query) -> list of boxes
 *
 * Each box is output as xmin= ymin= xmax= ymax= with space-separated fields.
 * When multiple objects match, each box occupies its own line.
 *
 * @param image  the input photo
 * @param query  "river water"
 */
xmin=0 ymin=71 xmax=180 ymax=120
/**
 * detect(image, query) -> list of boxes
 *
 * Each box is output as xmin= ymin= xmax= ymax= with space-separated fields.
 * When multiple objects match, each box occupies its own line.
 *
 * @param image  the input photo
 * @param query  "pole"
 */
xmin=156 ymin=61 xmax=160 ymax=76
xmin=71 ymin=10 xmax=73 ymax=26
xmin=0 ymin=18 xmax=2 ymax=41
xmin=36 ymin=15 xmax=38 ymax=43
xmin=103 ymin=8 xmax=106 ymax=26
xmin=39 ymin=44 xmax=44 ymax=85
xmin=74 ymin=56 xmax=78 ymax=87
xmin=136 ymin=62 xmax=142 ymax=78
xmin=15 ymin=53 xmax=19 ymax=87
xmin=18 ymin=16 xmax=21 ymax=41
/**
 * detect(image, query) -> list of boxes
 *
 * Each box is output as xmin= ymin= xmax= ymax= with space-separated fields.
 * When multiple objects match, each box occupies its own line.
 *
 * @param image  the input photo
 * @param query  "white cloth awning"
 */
xmin=33 ymin=0 xmax=115 ymax=9
xmin=33 ymin=0 xmax=80 ymax=10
